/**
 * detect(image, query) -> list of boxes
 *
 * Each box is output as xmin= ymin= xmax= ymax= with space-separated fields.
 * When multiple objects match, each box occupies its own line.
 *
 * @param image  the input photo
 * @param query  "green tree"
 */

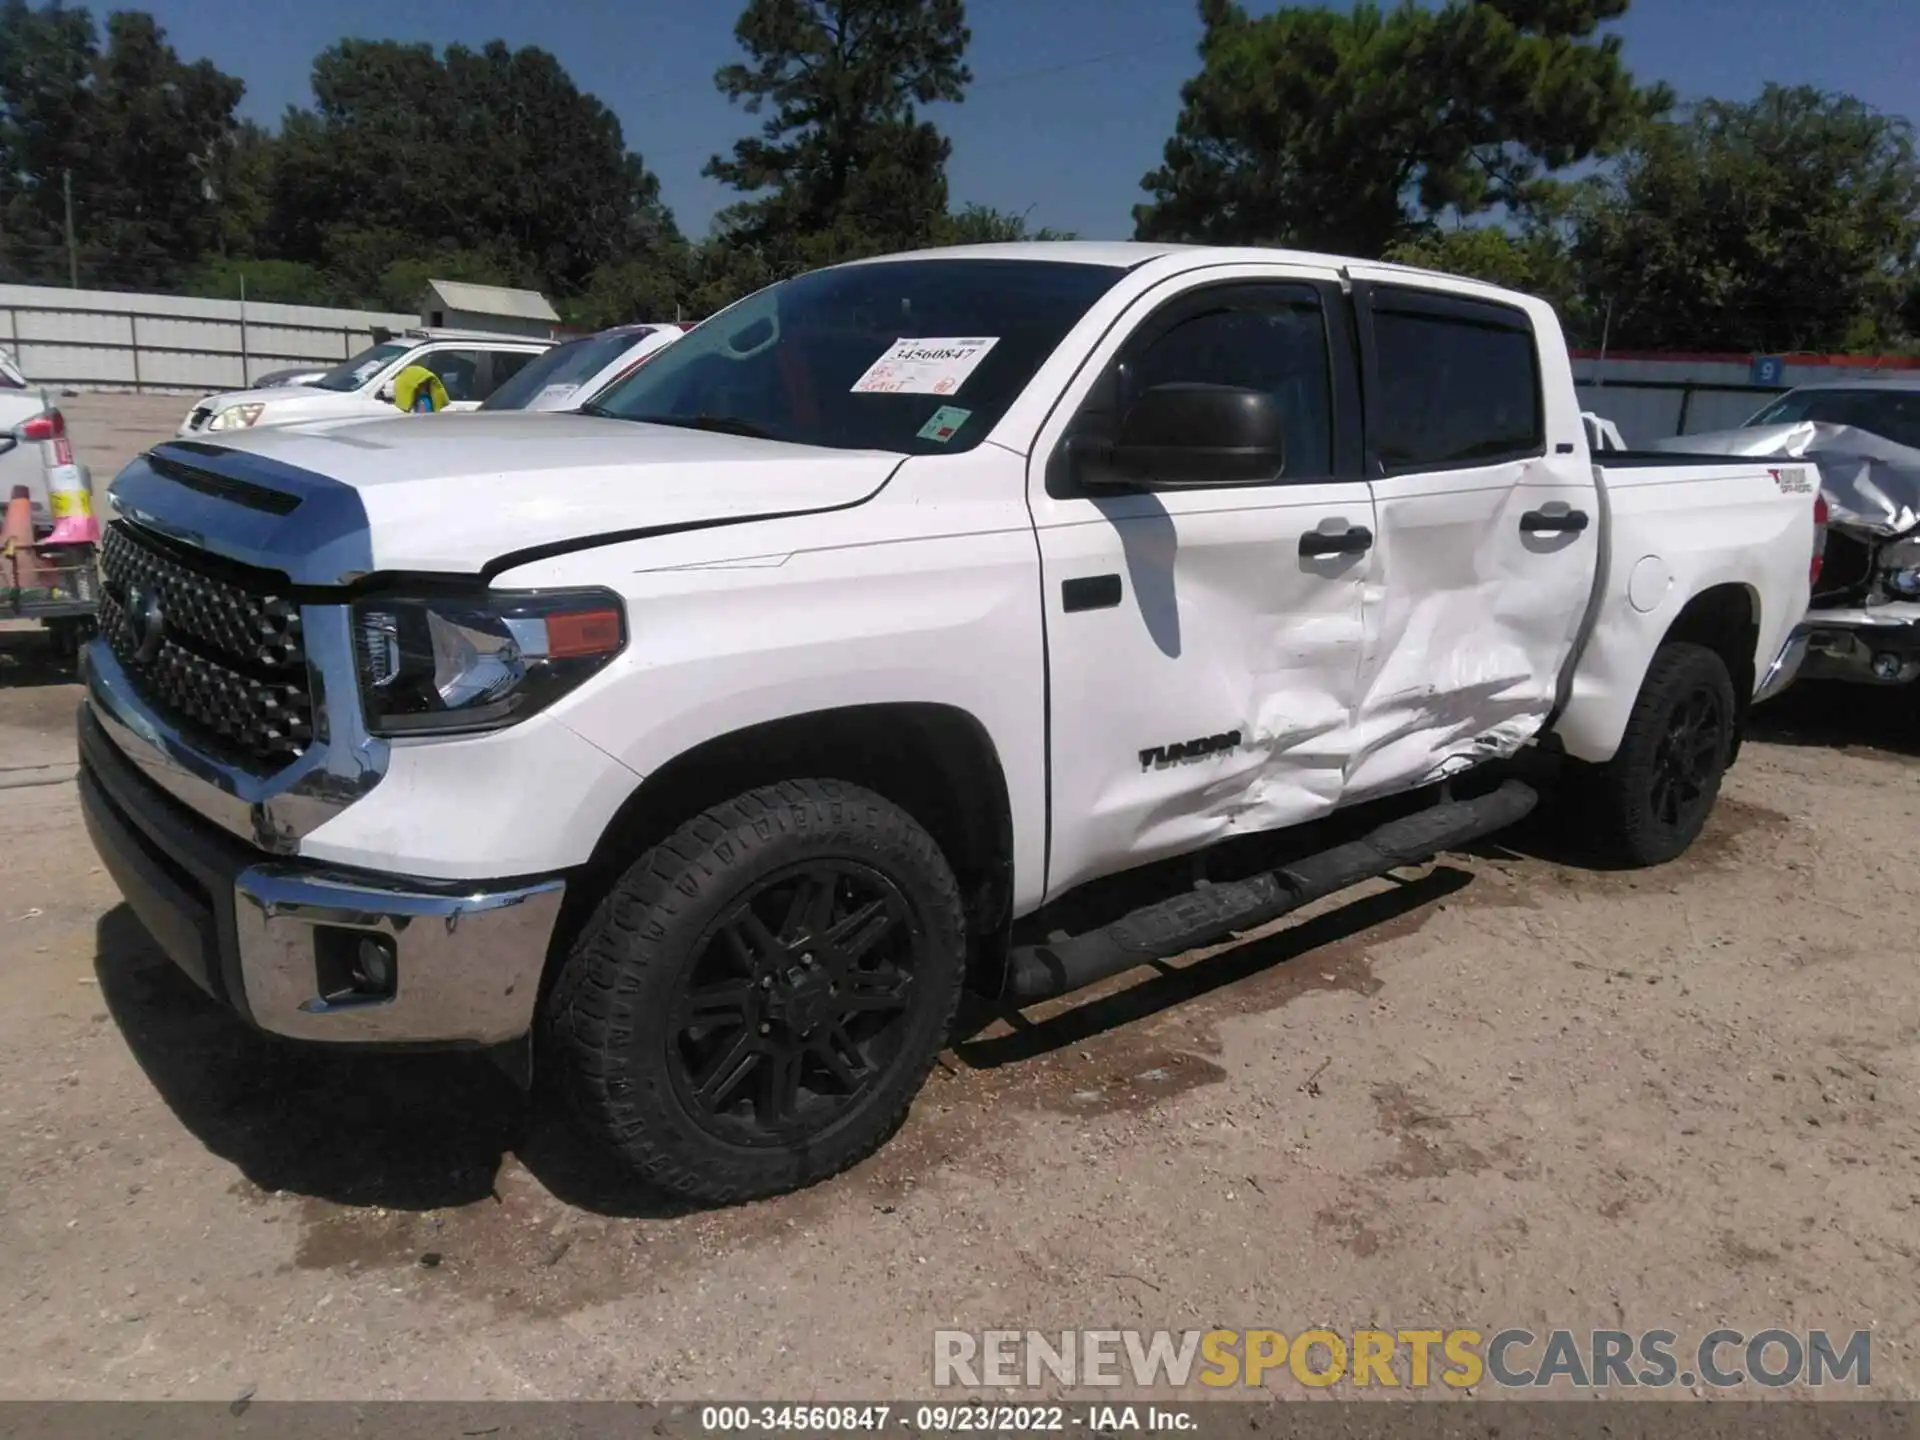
xmin=0 ymin=0 xmax=96 ymax=282
xmin=0 ymin=3 xmax=243 ymax=289
xmin=934 ymin=202 xmax=1077 ymax=245
xmin=705 ymin=0 xmax=971 ymax=270
xmin=182 ymin=256 xmax=342 ymax=307
xmin=270 ymin=38 xmax=679 ymax=304
xmin=1136 ymin=0 xmax=1667 ymax=256
xmin=83 ymin=11 xmax=245 ymax=285
xmin=1572 ymin=85 xmax=1920 ymax=353
xmin=1382 ymin=180 xmax=1591 ymax=331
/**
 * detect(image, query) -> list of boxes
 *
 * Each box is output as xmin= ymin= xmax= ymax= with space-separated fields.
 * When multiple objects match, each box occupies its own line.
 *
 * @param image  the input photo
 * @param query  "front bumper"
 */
xmin=79 ymin=700 xmax=565 ymax=1045
xmin=1796 ymin=602 xmax=1920 ymax=686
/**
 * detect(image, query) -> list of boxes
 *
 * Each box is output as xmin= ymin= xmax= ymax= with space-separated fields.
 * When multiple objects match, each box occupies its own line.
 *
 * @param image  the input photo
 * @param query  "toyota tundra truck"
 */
xmin=77 ymin=243 xmax=1819 ymax=1202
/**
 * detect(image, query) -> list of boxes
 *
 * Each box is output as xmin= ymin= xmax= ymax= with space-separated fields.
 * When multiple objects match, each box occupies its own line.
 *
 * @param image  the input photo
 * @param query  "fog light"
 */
xmin=353 ymin=936 xmax=396 ymax=993
xmin=314 ymin=926 xmax=398 ymax=1004
xmin=1872 ymin=652 xmax=1903 ymax=681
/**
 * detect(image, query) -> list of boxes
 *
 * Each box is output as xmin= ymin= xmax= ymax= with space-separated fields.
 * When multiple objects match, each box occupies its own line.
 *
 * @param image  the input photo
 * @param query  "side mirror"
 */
xmin=1099 ymin=383 xmax=1286 ymax=488
xmin=376 ymin=381 xmax=396 ymax=405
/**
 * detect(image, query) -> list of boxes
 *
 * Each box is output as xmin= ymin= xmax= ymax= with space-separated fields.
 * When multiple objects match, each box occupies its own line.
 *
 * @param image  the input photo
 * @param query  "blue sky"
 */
xmin=134 ymin=0 xmax=1919 ymax=239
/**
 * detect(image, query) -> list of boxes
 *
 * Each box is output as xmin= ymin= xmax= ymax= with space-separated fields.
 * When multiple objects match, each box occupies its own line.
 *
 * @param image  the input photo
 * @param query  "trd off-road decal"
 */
xmin=1770 ymin=466 xmax=1816 ymax=495
xmin=1139 ymin=730 xmax=1244 ymax=771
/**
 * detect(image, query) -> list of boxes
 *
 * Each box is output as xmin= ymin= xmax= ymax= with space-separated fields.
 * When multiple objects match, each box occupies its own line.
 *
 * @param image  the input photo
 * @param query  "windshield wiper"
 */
xmin=617 ymin=412 xmax=781 ymax=442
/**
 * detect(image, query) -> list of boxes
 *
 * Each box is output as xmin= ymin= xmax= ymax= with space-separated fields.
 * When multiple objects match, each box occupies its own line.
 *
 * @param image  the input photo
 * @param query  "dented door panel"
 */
xmin=1026 ymin=264 xmax=1373 ymax=902
xmin=1034 ymin=486 xmax=1374 ymax=897
xmin=1347 ymin=457 xmax=1598 ymax=798
xmin=1342 ymin=275 xmax=1600 ymax=802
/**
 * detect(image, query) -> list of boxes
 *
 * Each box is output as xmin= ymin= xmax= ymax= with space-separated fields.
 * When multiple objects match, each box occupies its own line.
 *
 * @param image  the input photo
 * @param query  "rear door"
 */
xmin=1028 ymin=267 xmax=1376 ymax=899
xmin=415 ymin=347 xmax=490 ymax=409
xmin=1343 ymin=278 xmax=1600 ymax=800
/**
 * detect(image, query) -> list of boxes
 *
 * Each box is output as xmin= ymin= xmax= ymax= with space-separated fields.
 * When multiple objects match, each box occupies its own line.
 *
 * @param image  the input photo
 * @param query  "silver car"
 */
xmin=480 ymin=323 xmax=686 ymax=413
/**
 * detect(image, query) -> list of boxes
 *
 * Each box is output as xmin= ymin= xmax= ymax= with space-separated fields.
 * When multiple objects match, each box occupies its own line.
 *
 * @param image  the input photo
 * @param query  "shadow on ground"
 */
xmin=1749 ymin=681 xmax=1920 ymax=758
xmin=95 ymin=849 xmax=1487 ymax=1217
xmin=0 ymin=626 xmax=80 ymax=691
xmin=92 ymin=904 xmax=705 ymax=1220
xmin=953 ymin=865 xmax=1471 ymax=1068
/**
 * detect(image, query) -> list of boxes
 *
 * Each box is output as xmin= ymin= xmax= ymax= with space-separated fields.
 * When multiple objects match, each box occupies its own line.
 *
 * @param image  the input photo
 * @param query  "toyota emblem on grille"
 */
xmin=125 ymin=584 xmax=166 ymax=663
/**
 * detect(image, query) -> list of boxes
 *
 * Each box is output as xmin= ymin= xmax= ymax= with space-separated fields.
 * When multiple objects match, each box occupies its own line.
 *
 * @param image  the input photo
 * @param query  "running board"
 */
xmin=1003 ymin=779 xmax=1538 ymax=1004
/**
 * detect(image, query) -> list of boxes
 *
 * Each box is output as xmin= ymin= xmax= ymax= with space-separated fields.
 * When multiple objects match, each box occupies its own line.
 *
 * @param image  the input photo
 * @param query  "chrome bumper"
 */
xmin=79 ymin=699 xmax=564 ymax=1045
xmin=1794 ymin=608 xmax=1920 ymax=687
xmin=1752 ymin=624 xmax=1812 ymax=704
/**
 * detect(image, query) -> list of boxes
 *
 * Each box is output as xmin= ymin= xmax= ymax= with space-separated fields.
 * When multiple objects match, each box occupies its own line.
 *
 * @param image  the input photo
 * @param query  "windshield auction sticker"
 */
xmin=851 ymin=337 xmax=999 ymax=396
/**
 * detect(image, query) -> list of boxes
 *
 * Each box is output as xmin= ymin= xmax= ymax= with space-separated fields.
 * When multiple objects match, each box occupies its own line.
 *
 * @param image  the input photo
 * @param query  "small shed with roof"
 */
xmin=419 ymin=279 xmax=560 ymax=339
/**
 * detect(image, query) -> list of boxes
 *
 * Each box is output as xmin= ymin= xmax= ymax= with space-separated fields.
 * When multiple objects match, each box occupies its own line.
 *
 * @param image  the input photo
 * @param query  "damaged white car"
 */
xmin=1654 ymin=376 xmax=1920 ymax=687
xmin=79 ymin=244 xmax=1817 ymax=1202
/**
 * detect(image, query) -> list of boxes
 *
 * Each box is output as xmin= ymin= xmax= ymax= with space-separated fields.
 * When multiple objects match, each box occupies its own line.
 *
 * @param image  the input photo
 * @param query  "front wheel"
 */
xmin=1581 ymin=641 xmax=1738 ymax=867
xmin=542 ymin=779 xmax=967 ymax=1204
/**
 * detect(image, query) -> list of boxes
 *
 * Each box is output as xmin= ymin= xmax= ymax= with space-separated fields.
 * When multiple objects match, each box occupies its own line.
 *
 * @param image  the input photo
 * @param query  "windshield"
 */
xmin=482 ymin=329 xmax=658 ymax=411
xmin=310 ymin=341 xmax=412 ymax=393
xmin=1748 ymin=387 xmax=1920 ymax=450
xmin=584 ymin=258 xmax=1124 ymax=454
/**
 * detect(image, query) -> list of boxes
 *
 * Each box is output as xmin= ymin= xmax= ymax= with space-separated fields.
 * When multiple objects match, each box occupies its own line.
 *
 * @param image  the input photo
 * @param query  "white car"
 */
xmin=0 ymin=347 xmax=92 ymax=540
xmin=481 ymin=323 xmax=686 ymax=413
xmin=82 ymin=243 xmax=1817 ymax=1204
xmin=176 ymin=328 xmax=552 ymax=437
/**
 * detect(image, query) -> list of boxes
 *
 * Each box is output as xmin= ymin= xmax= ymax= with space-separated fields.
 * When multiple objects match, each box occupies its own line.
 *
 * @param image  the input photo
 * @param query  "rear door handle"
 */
xmin=1520 ymin=509 xmax=1590 ymax=534
xmin=1299 ymin=526 xmax=1373 ymax=557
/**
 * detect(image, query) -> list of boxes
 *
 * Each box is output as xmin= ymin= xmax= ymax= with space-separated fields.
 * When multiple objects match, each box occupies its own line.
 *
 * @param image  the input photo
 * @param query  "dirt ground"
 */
xmin=0 ymin=399 xmax=1915 ymax=1403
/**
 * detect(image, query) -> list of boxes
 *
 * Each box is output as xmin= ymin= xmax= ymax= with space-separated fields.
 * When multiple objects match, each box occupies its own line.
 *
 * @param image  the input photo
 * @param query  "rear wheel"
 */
xmin=542 ymin=779 xmax=966 ymax=1203
xmin=1582 ymin=641 xmax=1738 ymax=867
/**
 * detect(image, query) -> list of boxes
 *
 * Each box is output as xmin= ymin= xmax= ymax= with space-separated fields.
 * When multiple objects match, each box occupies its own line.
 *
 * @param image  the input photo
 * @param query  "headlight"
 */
xmin=351 ymin=589 xmax=625 ymax=736
xmin=1881 ymin=538 xmax=1920 ymax=600
xmin=208 ymin=403 xmax=266 ymax=430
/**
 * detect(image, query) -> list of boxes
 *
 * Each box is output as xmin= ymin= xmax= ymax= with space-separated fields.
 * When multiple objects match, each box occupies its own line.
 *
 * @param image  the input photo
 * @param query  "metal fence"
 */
xmin=0 ymin=282 xmax=418 ymax=395
xmin=1572 ymin=350 xmax=1920 ymax=447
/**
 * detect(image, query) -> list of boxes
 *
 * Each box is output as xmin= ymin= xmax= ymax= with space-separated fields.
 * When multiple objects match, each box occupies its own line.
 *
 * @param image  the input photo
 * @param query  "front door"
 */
xmin=1028 ymin=269 xmax=1376 ymax=901
xmin=1343 ymin=278 xmax=1601 ymax=801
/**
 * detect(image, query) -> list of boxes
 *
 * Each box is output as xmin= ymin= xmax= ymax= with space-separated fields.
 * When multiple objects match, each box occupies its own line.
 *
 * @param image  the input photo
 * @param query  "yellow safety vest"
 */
xmin=393 ymin=365 xmax=451 ymax=414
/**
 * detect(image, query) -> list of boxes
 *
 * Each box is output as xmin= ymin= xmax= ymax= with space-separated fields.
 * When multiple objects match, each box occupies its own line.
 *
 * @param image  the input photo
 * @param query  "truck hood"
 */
xmin=116 ymin=411 xmax=902 ymax=579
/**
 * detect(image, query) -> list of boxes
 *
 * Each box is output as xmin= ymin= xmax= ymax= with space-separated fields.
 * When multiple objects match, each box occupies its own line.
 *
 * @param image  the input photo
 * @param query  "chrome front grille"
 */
xmin=97 ymin=521 xmax=313 ymax=767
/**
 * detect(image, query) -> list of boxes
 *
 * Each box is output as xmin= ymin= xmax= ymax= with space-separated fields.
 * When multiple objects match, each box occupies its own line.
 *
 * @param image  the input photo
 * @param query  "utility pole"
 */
xmin=62 ymin=169 xmax=78 ymax=288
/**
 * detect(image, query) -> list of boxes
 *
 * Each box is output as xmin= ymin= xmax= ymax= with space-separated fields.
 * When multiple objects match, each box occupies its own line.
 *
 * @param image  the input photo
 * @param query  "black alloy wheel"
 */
xmin=666 ymin=860 xmax=925 ymax=1146
xmin=1647 ymin=685 xmax=1727 ymax=834
xmin=543 ymin=779 xmax=967 ymax=1203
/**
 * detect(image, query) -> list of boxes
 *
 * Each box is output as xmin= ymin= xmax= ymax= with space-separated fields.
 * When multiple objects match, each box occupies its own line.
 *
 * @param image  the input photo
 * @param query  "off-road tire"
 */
xmin=542 ymin=779 xmax=967 ymax=1204
xmin=1583 ymin=641 xmax=1738 ymax=867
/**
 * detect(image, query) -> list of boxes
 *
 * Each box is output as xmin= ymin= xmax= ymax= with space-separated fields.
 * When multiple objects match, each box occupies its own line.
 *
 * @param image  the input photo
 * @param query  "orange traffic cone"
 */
xmin=3 ymin=485 xmax=45 ymax=594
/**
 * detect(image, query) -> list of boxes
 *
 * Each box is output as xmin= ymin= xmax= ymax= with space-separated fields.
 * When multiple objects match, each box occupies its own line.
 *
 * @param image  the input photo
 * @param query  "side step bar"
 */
xmin=1003 ymin=779 xmax=1538 ymax=1004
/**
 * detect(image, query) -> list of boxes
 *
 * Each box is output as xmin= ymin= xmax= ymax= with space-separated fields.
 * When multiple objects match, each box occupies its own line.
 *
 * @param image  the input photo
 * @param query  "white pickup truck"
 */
xmin=78 ymin=243 xmax=1817 ymax=1202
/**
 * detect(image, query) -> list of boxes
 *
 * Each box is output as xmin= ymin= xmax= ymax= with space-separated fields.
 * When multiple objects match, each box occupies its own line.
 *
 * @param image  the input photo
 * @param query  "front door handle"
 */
xmin=1520 ymin=508 xmax=1590 ymax=535
xmin=1299 ymin=526 xmax=1373 ymax=557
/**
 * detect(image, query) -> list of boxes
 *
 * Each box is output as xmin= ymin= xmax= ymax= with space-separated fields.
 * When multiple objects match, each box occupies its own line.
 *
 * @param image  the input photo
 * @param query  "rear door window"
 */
xmin=1365 ymin=288 xmax=1543 ymax=473
xmin=418 ymin=348 xmax=487 ymax=403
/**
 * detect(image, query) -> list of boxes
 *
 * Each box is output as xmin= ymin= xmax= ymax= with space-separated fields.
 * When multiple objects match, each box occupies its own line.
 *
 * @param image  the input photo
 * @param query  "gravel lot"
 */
xmin=0 ymin=399 xmax=1915 ymax=1402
